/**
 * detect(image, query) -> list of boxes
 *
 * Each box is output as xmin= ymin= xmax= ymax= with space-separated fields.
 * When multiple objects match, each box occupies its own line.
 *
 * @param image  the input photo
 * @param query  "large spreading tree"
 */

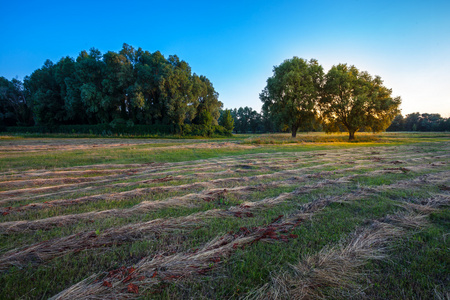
xmin=321 ymin=64 xmax=401 ymax=140
xmin=260 ymin=57 xmax=323 ymax=137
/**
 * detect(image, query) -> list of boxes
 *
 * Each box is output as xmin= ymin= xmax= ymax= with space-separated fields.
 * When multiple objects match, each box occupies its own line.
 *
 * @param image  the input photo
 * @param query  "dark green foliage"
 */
xmin=321 ymin=64 xmax=401 ymax=140
xmin=219 ymin=109 xmax=234 ymax=134
xmin=5 ymin=123 xmax=229 ymax=137
xmin=0 ymin=77 xmax=33 ymax=126
xmin=229 ymin=107 xmax=266 ymax=133
xmin=387 ymin=112 xmax=450 ymax=131
xmin=8 ymin=44 xmax=223 ymax=136
xmin=260 ymin=57 xmax=324 ymax=137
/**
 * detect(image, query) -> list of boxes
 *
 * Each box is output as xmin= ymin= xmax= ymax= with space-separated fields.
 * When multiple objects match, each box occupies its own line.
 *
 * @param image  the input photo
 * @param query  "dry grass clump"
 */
xmin=397 ymin=194 xmax=450 ymax=214
xmin=246 ymin=213 xmax=429 ymax=300
xmin=48 ymin=196 xmax=347 ymax=299
xmin=0 ymin=188 xmax=348 ymax=271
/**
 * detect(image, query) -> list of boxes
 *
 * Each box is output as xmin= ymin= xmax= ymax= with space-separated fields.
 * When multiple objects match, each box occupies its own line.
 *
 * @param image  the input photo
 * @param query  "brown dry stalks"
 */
xmin=49 ymin=197 xmax=338 ymax=300
xmin=246 ymin=212 xmax=430 ymax=300
xmin=1 ymin=146 xmax=443 ymax=199
xmin=0 ymin=155 xmax=341 ymax=203
xmin=0 ymin=150 xmax=369 ymax=204
xmin=3 ymin=166 xmax=445 ymax=234
xmin=0 ymin=189 xmax=302 ymax=271
xmin=0 ymin=184 xmax=266 ymax=233
xmin=0 ymin=163 xmax=366 ymax=215
xmin=395 ymin=193 xmax=450 ymax=214
xmin=0 ymin=187 xmax=366 ymax=271
xmin=0 ymin=166 xmax=373 ymax=234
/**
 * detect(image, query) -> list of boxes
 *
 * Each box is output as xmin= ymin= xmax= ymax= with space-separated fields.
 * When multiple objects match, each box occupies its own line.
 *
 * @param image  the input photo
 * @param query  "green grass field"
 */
xmin=0 ymin=132 xmax=448 ymax=299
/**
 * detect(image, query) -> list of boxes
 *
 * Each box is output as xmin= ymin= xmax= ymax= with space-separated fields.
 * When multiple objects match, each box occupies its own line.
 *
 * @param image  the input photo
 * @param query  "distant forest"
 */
xmin=1 ymin=44 xmax=449 ymax=135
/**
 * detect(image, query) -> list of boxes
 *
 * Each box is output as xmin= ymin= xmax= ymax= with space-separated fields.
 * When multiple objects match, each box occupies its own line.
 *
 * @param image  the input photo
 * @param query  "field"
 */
xmin=0 ymin=132 xmax=448 ymax=299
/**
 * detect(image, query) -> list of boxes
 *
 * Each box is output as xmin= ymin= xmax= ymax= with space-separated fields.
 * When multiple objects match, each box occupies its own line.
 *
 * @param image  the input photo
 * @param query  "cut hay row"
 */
xmin=1 ymin=187 xmax=352 ymax=271
xmin=2 ymin=158 xmax=446 ymax=216
xmin=1 ymin=145 xmax=399 ymax=191
xmin=0 ymin=151 xmax=350 ymax=195
xmin=245 ymin=211 xmax=433 ymax=300
xmin=1 ymin=147 xmax=445 ymax=202
xmin=2 ymin=165 xmax=448 ymax=235
xmin=3 ymin=169 xmax=446 ymax=268
xmin=0 ymin=167 xmax=357 ymax=233
xmin=0 ymin=154 xmax=349 ymax=199
xmin=1 ymin=143 xmax=440 ymax=181
xmin=0 ymin=163 xmax=367 ymax=214
xmin=49 ymin=195 xmax=340 ymax=300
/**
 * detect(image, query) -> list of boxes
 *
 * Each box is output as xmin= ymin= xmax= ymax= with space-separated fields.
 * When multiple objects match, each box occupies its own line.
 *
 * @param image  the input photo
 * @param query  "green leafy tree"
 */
xmin=219 ymin=109 xmax=234 ymax=133
xmin=260 ymin=57 xmax=323 ymax=137
xmin=74 ymin=48 xmax=107 ymax=123
xmin=0 ymin=77 xmax=33 ymax=126
xmin=24 ymin=60 xmax=68 ymax=125
xmin=386 ymin=114 xmax=405 ymax=131
xmin=321 ymin=64 xmax=401 ymax=140
xmin=162 ymin=55 xmax=197 ymax=131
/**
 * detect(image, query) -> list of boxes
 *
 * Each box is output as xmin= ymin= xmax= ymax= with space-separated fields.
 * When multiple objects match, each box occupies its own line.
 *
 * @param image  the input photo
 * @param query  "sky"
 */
xmin=1 ymin=0 xmax=449 ymax=117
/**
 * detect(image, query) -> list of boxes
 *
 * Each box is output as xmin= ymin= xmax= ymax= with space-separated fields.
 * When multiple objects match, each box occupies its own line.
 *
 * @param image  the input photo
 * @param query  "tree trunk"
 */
xmin=348 ymin=130 xmax=355 ymax=141
xmin=291 ymin=124 xmax=298 ymax=138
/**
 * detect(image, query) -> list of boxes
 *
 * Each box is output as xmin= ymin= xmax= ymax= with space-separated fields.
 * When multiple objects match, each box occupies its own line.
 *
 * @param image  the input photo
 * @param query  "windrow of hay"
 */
xmin=9 ymin=147 xmax=446 ymax=207
xmin=0 ymin=188 xmax=307 ymax=270
xmin=0 ymin=184 xmax=261 ymax=233
xmin=1 ymin=143 xmax=441 ymax=182
xmin=396 ymin=193 xmax=450 ymax=214
xmin=2 ymin=147 xmax=445 ymax=204
xmin=0 ymin=163 xmax=369 ymax=214
xmin=49 ymin=196 xmax=341 ymax=300
xmin=245 ymin=212 xmax=431 ymax=300
xmin=0 ymin=187 xmax=369 ymax=271
xmin=3 ymin=166 xmax=446 ymax=234
xmin=0 ymin=154 xmax=337 ymax=202
xmin=0 ymin=149 xmax=379 ymax=201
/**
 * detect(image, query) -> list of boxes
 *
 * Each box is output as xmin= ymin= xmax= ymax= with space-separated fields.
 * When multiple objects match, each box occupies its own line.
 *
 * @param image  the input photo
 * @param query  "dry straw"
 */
xmin=49 ymin=196 xmax=334 ymax=299
xmin=245 ymin=206 xmax=440 ymax=300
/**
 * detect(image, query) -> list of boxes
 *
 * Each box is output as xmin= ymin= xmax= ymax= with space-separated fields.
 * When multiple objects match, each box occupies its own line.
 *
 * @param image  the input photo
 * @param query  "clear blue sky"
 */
xmin=1 ymin=0 xmax=449 ymax=116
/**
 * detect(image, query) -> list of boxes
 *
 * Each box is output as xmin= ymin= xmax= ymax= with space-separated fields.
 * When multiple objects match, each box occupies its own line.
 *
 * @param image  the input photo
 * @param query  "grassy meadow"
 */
xmin=0 ymin=132 xmax=448 ymax=299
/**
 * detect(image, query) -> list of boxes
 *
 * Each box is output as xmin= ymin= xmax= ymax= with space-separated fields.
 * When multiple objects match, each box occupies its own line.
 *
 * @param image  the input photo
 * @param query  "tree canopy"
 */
xmin=321 ymin=64 xmax=401 ymax=140
xmin=260 ymin=58 xmax=323 ymax=137
xmin=18 ymin=44 xmax=222 ymax=132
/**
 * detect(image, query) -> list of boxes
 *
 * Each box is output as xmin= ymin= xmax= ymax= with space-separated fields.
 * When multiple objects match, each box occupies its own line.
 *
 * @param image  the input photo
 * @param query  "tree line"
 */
xmin=2 ymin=52 xmax=449 ymax=137
xmin=221 ymin=107 xmax=450 ymax=134
xmin=387 ymin=113 xmax=450 ymax=132
xmin=1 ymin=44 xmax=228 ymax=135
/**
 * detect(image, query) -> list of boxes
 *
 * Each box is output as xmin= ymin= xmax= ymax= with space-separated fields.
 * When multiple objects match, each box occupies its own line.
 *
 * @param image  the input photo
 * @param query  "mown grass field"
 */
xmin=0 ymin=132 xmax=448 ymax=299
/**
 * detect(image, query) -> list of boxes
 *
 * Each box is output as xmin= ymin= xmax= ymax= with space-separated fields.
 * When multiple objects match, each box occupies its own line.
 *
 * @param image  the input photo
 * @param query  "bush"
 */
xmin=4 ymin=123 xmax=232 ymax=137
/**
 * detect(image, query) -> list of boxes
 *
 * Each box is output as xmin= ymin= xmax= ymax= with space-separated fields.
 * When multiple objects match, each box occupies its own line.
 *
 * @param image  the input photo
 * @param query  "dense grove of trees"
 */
xmin=1 ymin=44 xmax=226 ymax=135
xmin=387 ymin=113 xmax=450 ymax=132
